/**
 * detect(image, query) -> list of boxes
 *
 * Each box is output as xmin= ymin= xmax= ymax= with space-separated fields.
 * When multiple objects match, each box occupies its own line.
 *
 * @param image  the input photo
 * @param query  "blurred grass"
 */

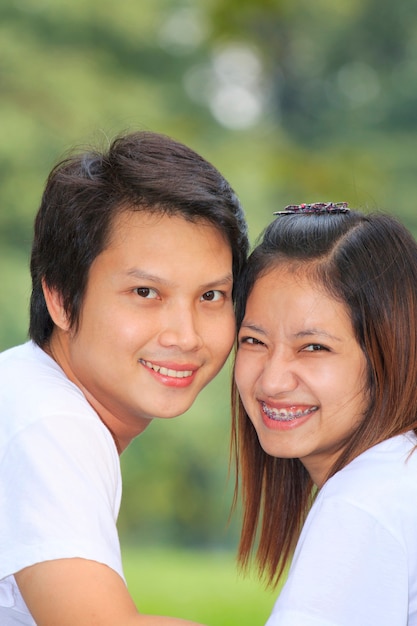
xmin=121 ymin=546 xmax=278 ymax=625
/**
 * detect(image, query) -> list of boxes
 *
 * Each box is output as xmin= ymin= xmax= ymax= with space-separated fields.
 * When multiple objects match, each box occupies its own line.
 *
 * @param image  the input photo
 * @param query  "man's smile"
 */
xmin=139 ymin=359 xmax=195 ymax=379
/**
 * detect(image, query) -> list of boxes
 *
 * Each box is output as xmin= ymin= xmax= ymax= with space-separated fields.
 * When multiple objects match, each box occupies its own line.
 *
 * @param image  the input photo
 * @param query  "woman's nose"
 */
xmin=259 ymin=353 xmax=299 ymax=397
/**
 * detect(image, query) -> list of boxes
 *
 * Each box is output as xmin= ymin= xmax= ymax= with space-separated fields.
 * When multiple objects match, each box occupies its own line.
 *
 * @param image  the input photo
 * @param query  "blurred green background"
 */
xmin=2 ymin=0 xmax=417 ymax=622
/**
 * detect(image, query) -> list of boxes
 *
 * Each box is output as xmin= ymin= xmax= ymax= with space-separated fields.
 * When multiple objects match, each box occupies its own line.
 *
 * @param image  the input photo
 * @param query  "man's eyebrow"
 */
xmin=125 ymin=269 xmax=171 ymax=286
xmin=201 ymin=273 xmax=233 ymax=290
xmin=125 ymin=268 xmax=233 ymax=290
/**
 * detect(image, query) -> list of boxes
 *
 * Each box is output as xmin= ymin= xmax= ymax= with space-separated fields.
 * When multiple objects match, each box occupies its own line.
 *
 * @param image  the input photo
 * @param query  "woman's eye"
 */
xmin=239 ymin=336 xmax=264 ymax=346
xmin=135 ymin=287 xmax=158 ymax=299
xmin=303 ymin=344 xmax=329 ymax=352
xmin=201 ymin=290 xmax=223 ymax=302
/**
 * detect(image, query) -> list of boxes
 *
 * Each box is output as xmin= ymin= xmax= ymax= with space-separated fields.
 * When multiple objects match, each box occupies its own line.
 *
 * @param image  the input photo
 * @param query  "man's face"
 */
xmin=48 ymin=211 xmax=235 ymax=451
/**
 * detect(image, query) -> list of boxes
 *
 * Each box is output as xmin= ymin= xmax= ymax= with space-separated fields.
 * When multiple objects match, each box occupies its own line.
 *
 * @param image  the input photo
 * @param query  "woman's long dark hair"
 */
xmin=232 ymin=210 xmax=417 ymax=587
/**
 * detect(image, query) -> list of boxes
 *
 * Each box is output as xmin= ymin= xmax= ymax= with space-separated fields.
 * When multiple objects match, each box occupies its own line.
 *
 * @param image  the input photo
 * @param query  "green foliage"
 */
xmin=210 ymin=0 xmax=417 ymax=144
xmin=3 ymin=0 xmax=417 ymax=551
xmin=0 ymin=247 xmax=30 ymax=349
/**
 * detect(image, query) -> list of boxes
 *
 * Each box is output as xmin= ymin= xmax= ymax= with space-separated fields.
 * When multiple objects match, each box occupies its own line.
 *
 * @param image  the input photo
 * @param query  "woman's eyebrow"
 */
xmin=294 ymin=329 xmax=342 ymax=342
xmin=239 ymin=322 xmax=267 ymax=336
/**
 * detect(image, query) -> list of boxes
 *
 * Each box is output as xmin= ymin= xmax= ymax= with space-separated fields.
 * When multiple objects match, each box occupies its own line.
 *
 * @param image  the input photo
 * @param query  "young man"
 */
xmin=0 ymin=131 xmax=248 ymax=625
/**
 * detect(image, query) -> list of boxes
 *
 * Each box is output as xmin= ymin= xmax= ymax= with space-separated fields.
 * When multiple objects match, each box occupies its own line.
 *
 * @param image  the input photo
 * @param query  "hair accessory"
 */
xmin=274 ymin=202 xmax=350 ymax=216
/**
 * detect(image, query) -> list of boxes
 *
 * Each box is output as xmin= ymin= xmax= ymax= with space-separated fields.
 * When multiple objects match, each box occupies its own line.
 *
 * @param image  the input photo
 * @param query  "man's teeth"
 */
xmin=141 ymin=360 xmax=193 ymax=378
xmin=262 ymin=402 xmax=318 ymax=422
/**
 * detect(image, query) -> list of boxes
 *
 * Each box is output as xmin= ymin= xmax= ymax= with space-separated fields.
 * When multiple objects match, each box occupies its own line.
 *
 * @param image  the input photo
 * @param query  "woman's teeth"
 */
xmin=262 ymin=402 xmax=318 ymax=422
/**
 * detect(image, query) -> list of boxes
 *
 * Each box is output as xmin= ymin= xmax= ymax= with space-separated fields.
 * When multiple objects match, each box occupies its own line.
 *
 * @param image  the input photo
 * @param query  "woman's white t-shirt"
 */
xmin=0 ymin=342 xmax=123 ymax=625
xmin=266 ymin=432 xmax=417 ymax=625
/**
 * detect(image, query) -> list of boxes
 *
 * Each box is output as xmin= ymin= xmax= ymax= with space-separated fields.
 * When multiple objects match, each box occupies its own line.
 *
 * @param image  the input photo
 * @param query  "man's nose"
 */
xmin=158 ymin=305 xmax=203 ymax=351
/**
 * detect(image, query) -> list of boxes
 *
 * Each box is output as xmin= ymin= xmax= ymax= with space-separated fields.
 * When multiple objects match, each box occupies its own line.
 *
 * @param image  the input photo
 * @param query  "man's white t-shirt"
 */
xmin=0 ymin=342 xmax=123 ymax=625
xmin=266 ymin=432 xmax=417 ymax=626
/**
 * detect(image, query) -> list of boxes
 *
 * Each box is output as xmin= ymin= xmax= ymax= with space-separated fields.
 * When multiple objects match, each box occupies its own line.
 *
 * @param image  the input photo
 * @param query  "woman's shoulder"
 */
xmin=319 ymin=432 xmax=417 ymax=524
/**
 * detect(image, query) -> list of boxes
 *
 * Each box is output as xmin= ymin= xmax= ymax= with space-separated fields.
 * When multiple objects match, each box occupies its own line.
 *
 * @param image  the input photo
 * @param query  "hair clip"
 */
xmin=273 ymin=202 xmax=350 ymax=216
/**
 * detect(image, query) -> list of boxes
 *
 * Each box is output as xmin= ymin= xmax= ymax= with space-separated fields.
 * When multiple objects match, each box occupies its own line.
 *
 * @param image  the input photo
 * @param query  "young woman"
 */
xmin=232 ymin=202 xmax=417 ymax=625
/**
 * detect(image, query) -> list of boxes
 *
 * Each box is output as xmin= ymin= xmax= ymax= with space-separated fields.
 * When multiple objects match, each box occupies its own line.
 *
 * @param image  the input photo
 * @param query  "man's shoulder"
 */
xmin=0 ymin=341 xmax=100 ymax=443
xmin=0 ymin=341 xmax=51 ymax=373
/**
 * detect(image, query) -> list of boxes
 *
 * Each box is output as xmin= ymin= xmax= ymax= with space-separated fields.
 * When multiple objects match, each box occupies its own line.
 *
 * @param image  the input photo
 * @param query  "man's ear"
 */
xmin=42 ymin=280 xmax=71 ymax=331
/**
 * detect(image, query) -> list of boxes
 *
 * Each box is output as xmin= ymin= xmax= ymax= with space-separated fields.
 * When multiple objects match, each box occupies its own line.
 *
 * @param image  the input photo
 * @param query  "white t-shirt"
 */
xmin=0 ymin=342 xmax=123 ymax=625
xmin=266 ymin=432 xmax=417 ymax=626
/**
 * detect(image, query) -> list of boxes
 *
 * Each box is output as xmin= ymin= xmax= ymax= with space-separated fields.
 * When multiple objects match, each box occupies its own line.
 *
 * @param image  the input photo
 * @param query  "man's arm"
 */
xmin=16 ymin=558 xmax=206 ymax=626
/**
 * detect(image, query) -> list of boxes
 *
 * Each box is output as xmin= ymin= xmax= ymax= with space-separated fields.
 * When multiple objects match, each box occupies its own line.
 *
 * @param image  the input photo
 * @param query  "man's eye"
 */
xmin=135 ymin=287 xmax=158 ymax=299
xmin=201 ymin=290 xmax=223 ymax=302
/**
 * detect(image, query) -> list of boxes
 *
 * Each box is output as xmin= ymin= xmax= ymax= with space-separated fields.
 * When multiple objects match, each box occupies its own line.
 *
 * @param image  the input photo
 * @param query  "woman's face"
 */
xmin=234 ymin=266 xmax=368 ymax=487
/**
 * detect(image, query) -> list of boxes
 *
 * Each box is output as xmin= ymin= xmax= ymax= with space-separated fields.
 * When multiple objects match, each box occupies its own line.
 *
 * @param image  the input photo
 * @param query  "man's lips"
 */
xmin=261 ymin=401 xmax=319 ymax=422
xmin=139 ymin=359 xmax=196 ymax=379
